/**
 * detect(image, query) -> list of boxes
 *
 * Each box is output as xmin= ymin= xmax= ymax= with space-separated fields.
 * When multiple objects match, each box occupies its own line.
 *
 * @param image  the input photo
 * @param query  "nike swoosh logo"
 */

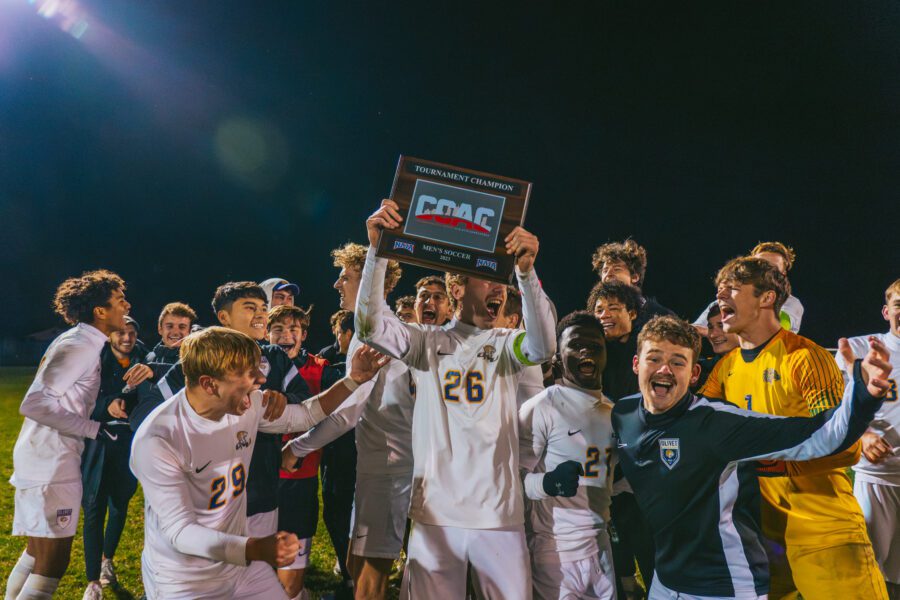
xmin=355 ymin=533 xmax=367 ymax=539
xmin=195 ymin=461 xmax=212 ymax=473
xmin=104 ymin=431 xmax=118 ymax=441
xmin=437 ymin=351 xmax=453 ymax=356
xmin=568 ymin=429 xmax=581 ymax=436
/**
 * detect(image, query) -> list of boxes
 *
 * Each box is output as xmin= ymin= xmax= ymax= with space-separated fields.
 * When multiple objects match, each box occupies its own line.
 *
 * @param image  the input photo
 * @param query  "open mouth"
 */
xmin=280 ymin=344 xmax=294 ymax=353
xmin=577 ymin=358 xmax=597 ymax=376
xmin=650 ymin=378 xmax=675 ymax=396
xmin=421 ymin=308 xmax=437 ymax=323
xmin=486 ymin=298 xmax=502 ymax=319
xmin=718 ymin=303 xmax=736 ymax=322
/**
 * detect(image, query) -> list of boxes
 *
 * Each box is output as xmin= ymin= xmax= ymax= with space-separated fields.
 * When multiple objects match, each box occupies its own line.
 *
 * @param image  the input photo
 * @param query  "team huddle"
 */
xmin=4 ymin=197 xmax=899 ymax=600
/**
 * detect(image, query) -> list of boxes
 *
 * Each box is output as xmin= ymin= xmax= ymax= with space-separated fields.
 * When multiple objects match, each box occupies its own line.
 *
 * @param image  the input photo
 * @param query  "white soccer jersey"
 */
xmin=130 ymin=388 xmax=327 ymax=589
xmin=837 ymin=331 xmax=900 ymax=485
xmin=356 ymin=247 xmax=556 ymax=529
xmin=519 ymin=380 xmax=615 ymax=563
xmin=11 ymin=323 xmax=106 ymax=488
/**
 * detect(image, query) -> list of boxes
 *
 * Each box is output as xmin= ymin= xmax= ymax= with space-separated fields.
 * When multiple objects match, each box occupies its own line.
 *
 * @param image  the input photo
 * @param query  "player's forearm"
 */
xmin=284 ymin=392 xmax=366 ymax=457
xmin=523 ymin=471 xmax=550 ymax=500
xmin=19 ymin=389 xmax=100 ymax=439
xmin=170 ymin=522 xmax=249 ymax=566
xmin=516 ymin=266 xmax=557 ymax=365
xmin=355 ymin=247 xmax=410 ymax=358
xmin=261 ymin=378 xmax=372 ymax=433
xmin=130 ymin=382 xmax=164 ymax=432
xmin=784 ymin=442 xmax=862 ymax=477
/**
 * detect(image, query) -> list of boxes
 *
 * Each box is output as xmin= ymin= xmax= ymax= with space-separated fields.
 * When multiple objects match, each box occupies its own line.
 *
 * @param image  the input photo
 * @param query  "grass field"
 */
xmin=0 ymin=366 xmax=369 ymax=599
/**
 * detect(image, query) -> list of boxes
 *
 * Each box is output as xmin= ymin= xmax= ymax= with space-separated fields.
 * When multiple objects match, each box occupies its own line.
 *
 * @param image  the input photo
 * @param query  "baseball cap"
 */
xmin=260 ymin=278 xmax=300 ymax=304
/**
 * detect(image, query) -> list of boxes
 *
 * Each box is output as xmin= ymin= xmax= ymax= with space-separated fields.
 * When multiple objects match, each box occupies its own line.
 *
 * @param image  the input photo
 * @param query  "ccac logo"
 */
xmin=405 ymin=180 xmax=505 ymax=253
xmin=659 ymin=438 xmax=680 ymax=469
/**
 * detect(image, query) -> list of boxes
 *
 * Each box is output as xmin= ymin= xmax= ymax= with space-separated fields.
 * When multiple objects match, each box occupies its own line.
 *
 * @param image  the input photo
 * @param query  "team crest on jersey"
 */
xmin=659 ymin=438 xmax=680 ymax=469
xmin=477 ymin=344 xmax=497 ymax=362
xmin=762 ymin=368 xmax=781 ymax=383
xmin=236 ymin=431 xmax=252 ymax=450
xmin=259 ymin=356 xmax=271 ymax=377
xmin=56 ymin=508 xmax=73 ymax=528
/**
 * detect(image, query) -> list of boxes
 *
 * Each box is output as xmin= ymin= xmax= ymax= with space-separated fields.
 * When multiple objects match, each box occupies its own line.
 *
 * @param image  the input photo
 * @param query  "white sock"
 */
xmin=15 ymin=574 xmax=58 ymax=600
xmin=4 ymin=552 xmax=34 ymax=600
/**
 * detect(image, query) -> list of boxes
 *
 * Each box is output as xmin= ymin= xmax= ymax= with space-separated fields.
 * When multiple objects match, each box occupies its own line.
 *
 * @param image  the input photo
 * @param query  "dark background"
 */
xmin=1 ymin=2 xmax=897 ymax=356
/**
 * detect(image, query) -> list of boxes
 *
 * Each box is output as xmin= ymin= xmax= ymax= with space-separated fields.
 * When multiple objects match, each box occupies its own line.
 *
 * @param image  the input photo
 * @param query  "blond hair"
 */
xmin=886 ymin=278 xmax=900 ymax=304
xmin=750 ymin=241 xmax=796 ymax=272
xmin=444 ymin=272 xmax=468 ymax=311
xmin=180 ymin=326 xmax=260 ymax=386
xmin=331 ymin=242 xmax=402 ymax=293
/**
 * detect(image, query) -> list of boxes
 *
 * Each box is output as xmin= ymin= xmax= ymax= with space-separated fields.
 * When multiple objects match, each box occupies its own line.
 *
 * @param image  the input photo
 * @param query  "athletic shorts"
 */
xmin=767 ymin=540 xmax=888 ymax=600
xmin=143 ymin=554 xmax=288 ymax=600
xmin=12 ymin=481 xmax=81 ymax=538
xmin=855 ymin=477 xmax=900 ymax=584
xmin=648 ymin=574 xmax=764 ymax=600
xmin=278 ymin=477 xmax=319 ymax=539
xmin=532 ymin=541 xmax=616 ymax=600
xmin=277 ymin=536 xmax=312 ymax=571
xmin=349 ymin=471 xmax=412 ymax=559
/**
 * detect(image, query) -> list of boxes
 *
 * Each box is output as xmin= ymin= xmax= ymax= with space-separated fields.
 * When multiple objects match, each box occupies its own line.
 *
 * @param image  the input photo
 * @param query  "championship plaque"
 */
xmin=375 ymin=156 xmax=531 ymax=283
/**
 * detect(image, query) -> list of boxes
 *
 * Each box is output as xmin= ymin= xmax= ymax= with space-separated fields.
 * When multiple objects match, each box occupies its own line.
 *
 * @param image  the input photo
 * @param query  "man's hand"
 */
xmin=122 ymin=363 xmax=154 ymax=389
xmin=542 ymin=460 xmax=583 ymax=497
xmin=505 ymin=226 xmax=539 ymax=273
xmin=281 ymin=445 xmax=302 ymax=471
xmin=861 ymin=431 xmax=893 ymax=464
xmin=261 ymin=390 xmax=288 ymax=421
xmin=366 ymin=199 xmax=403 ymax=247
xmin=246 ymin=531 xmax=300 ymax=567
xmin=839 ymin=336 xmax=893 ymax=397
xmin=107 ymin=398 xmax=128 ymax=419
xmin=348 ymin=345 xmax=391 ymax=385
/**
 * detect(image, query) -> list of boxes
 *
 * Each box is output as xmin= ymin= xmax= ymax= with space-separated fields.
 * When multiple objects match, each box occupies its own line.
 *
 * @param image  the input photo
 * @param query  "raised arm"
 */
xmin=20 ymin=341 xmax=101 ymax=439
xmin=518 ymin=393 xmax=552 ymax=500
xmin=707 ymin=340 xmax=890 ymax=464
xmin=131 ymin=436 xmax=249 ymax=566
xmin=512 ymin=251 xmax=557 ymax=365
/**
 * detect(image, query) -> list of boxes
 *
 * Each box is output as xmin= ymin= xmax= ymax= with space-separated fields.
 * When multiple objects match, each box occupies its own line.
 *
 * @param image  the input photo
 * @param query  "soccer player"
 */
xmin=693 ymin=304 xmax=739 ymax=391
xmin=700 ymin=257 xmax=886 ymax=599
xmin=587 ymin=279 xmax=654 ymax=597
xmin=694 ymin=241 xmax=804 ymax=335
xmin=6 ymin=270 xmax=130 ymax=600
xmin=261 ymin=278 xmax=301 ymax=307
xmin=591 ymin=239 xmax=675 ymax=331
xmin=357 ymin=199 xmax=556 ymax=599
xmin=614 ymin=315 xmax=891 ymax=599
xmin=394 ymin=295 xmax=416 ymax=323
xmin=836 ymin=278 xmax=900 ymax=600
xmin=146 ymin=302 xmax=198 ymax=366
xmin=519 ymin=311 xmax=616 ymax=600
xmin=130 ymin=327 xmax=389 ymax=599
xmin=319 ymin=309 xmax=354 ymax=365
xmin=81 ymin=316 xmax=150 ymax=600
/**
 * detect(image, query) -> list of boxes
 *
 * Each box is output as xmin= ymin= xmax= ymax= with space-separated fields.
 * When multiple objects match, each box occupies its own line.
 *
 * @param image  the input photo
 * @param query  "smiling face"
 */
xmin=271 ymin=289 xmax=294 ymax=307
xmin=452 ymin=278 xmax=507 ymax=329
xmin=707 ymin=312 xmax=739 ymax=355
xmin=600 ymin=259 xmax=640 ymax=286
xmin=268 ymin=316 xmax=305 ymax=358
xmin=633 ymin=338 xmax=701 ymax=414
xmin=95 ymin=288 xmax=131 ymax=335
xmin=559 ymin=324 xmax=607 ymax=389
xmin=334 ymin=266 xmax=361 ymax=311
xmin=593 ymin=296 xmax=637 ymax=341
xmin=415 ymin=284 xmax=450 ymax=326
xmin=217 ymin=297 xmax=268 ymax=341
xmin=716 ymin=280 xmax=774 ymax=336
xmin=110 ymin=323 xmax=138 ymax=356
xmin=159 ymin=314 xmax=192 ymax=348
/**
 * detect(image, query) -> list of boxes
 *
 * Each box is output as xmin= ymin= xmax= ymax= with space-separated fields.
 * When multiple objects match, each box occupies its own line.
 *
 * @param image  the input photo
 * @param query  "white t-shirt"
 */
xmin=356 ymin=247 xmax=557 ymax=529
xmin=130 ymin=388 xmax=326 ymax=588
xmin=837 ymin=331 xmax=900 ymax=486
xmin=519 ymin=380 xmax=615 ymax=562
xmin=11 ymin=323 xmax=106 ymax=488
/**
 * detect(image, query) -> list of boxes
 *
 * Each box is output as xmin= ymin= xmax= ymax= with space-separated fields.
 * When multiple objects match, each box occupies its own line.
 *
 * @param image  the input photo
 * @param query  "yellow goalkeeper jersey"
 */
xmin=700 ymin=329 xmax=868 ymax=547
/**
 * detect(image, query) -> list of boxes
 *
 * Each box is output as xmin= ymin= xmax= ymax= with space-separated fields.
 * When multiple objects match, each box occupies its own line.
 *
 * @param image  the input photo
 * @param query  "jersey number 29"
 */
xmin=208 ymin=463 xmax=246 ymax=510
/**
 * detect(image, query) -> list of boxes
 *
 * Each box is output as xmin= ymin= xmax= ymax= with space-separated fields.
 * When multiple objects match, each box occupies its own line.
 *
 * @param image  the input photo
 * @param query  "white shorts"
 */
xmin=143 ymin=556 xmax=288 ymax=600
xmin=278 ymin=537 xmax=312 ymax=571
xmin=402 ymin=522 xmax=532 ymax=599
xmin=350 ymin=471 xmax=412 ymax=559
xmin=854 ymin=477 xmax=900 ymax=583
xmin=532 ymin=539 xmax=615 ymax=599
xmin=648 ymin=574 xmax=766 ymax=600
xmin=12 ymin=481 xmax=81 ymax=538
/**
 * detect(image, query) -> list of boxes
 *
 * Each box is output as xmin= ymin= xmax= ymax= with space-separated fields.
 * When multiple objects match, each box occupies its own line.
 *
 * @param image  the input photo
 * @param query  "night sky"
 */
xmin=0 ymin=2 xmax=897 ymax=352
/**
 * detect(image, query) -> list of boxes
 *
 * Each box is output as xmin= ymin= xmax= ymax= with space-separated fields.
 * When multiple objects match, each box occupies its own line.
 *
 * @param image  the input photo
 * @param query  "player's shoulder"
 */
xmin=782 ymin=331 xmax=836 ymax=365
xmin=520 ymin=385 xmax=554 ymax=412
xmin=611 ymin=392 xmax=642 ymax=418
xmin=133 ymin=390 xmax=185 ymax=444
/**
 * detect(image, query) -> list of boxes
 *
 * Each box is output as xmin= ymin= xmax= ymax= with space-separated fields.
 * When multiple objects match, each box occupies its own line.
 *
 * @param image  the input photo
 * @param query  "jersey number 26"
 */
xmin=443 ymin=370 xmax=484 ymax=404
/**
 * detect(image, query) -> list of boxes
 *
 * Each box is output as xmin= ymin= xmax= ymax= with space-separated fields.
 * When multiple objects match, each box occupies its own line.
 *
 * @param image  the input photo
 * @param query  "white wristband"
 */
xmin=342 ymin=377 xmax=360 ymax=392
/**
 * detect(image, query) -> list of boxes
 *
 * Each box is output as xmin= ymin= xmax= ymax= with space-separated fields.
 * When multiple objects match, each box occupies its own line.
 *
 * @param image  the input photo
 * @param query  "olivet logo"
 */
xmin=404 ymin=180 xmax=505 ymax=253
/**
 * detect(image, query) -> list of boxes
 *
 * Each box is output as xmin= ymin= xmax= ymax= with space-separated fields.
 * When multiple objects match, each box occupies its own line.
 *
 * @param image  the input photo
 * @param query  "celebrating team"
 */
xmin=5 ymin=198 xmax=898 ymax=600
